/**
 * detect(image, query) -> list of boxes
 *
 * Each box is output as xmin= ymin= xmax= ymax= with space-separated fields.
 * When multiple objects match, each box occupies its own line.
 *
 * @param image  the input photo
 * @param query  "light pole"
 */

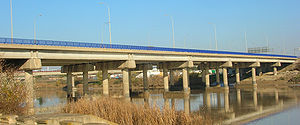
xmin=34 ymin=14 xmax=42 ymax=44
xmin=10 ymin=0 xmax=13 ymax=43
xmin=245 ymin=32 xmax=248 ymax=52
xmin=100 ymin=2 xmax=112 ymax=45
xmin=165 ymin=15 xmax=175 ymax=48
xmin=208 ymin=23 xmax=218 ymax=51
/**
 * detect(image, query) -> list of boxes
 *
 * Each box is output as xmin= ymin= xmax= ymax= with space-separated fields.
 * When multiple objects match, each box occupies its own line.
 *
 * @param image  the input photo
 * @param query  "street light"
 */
xmin=100 ymin=2 xmax=112 ymax=45
xmin=10 ymin=0 xmax=13 ymax=44
xmin=165 ymin=15 xmax=175 ymax=48
xmin=208 ymin=22 xmax=218 ymax=51
xmin=34 ymin=14 xmax=42 ymax=44
xmin=245 ymin=31 xmax=248 ymax=52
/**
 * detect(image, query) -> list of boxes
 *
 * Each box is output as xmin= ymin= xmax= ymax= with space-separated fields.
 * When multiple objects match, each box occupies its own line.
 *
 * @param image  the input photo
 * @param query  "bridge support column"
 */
xmin=237 ymin=89 xmax=241 ymax=106
xmin=235 ymin=66 xmax=240 ymax=84
xmin=67 ymin=67 xmax=73 ymax=97
xmin=184 ymin=94 xmax=190 ymax=115
xmin=24 ymin=70 xmax=34 ymax=115
xmin=170 ymin=69 xmax=174 ymax=85
xmin=143 ymin=65 xmax=149 ymax=91
xmin=83 ymin=64 xmax=89 ymax=95
xmin=216 ymin=68 xmax=220 ymax=85
xmin=102 ymin=63 xmax=109 ymax=96
xmin=71 ymin=75 xmax=75 ymax=98
xmin=252 ymin=67 xmax=257 ymax=85
xmin=273 ymin=67 xmax=278 ymax=76
xmin=122 ymin=69 xmax=130 ymax=98
xmin=223 ymin=68 xmax=228 ymax=87
xmin=202 ymin=69 xmax=206 ymax=83
xmin=163 ymin=63 xmax=169 ymax=92
xmin=205 ymin=92 xmax=211 ymax=108
xmin=205 ymin=65 xmax=210 ymax=88
xmin=224 ymin=89 xmax=230 ymax=112
xmin=182 ymin=68 xmax=190 ymax=92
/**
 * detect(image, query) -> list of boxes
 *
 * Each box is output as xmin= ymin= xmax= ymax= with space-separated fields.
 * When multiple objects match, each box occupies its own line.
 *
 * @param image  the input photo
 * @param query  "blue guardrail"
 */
xmin=0 ymin=37 xmax=297 ymax=58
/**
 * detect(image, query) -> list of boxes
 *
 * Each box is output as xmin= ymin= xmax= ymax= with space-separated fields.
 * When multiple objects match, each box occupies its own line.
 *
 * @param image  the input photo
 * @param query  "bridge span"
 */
xmin=0 ymin=37 xmax=298 ymax=99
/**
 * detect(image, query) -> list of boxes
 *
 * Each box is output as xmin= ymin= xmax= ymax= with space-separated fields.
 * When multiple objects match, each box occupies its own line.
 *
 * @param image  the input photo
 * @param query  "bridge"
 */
xmin=0 ymin=37 xmax=297 ymax=100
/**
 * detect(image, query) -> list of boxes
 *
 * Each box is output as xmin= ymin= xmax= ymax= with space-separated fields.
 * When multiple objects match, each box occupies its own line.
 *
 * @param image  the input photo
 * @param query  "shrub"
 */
xmin=0 ymin=60 xmax=28 ymax=115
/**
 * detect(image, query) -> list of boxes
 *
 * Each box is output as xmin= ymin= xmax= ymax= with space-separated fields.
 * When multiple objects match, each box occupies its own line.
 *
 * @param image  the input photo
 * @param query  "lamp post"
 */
xmin=100 ymin=2 xmax=112 ymax=45
xmin=165 ymin=15 xmax=175 ymax=48
xmin=10 ymin=0 xmax=13 ymax=43
xmin=245 ymin=32 xmax=248 ymax=52
xmin=208 ymin=23 xmax=218 ymax=51
xmin=34 ymin=14 xmax=42 ymax=44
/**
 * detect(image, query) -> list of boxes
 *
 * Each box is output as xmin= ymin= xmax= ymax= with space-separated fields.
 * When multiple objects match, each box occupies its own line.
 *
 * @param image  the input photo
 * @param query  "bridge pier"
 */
xmin=224 ymin=89 xmax=230 ymax=112
xmin=24 ymin=70 xmax=34 ymax=115
xmin=169 ymin=69 xmax=174 ymax=85
xmin=122 ymin=69 xmax=130 ymax=98
xmin=273 ymin=67 xmax=278 ymax=76
xmin=143 ymin=65 xmax=149 ymax=91
xmin=205 ymin=65 xmax=210 ymax=88
xmin=251 ymin=67 xmax=257 ymax=85
xmin=102 ymin=63 xmax=109 ymax=96
xmin=163 ymin=62 xmax=169 ymax=92
xmin=184 ymin=94 xmax=190 ymax=115
xmin=83 ymin=64 xmax=89 ymax=95
xmin=182 ymin=67 xmax=190 ymax=92
xmin=216 ymin=68 xmax=220 ymax=85
xmin=67 ymin=67 xmax=73 ymax=97
xmin=235 ymin=66 xmax=240 ymax=84
xmin=223 ymin=68 xmax=228 ymax=87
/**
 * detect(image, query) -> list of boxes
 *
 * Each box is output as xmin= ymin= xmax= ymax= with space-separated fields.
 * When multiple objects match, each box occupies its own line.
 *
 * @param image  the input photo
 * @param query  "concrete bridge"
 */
xmin=0 ymin=38 xmax=297 ymax=100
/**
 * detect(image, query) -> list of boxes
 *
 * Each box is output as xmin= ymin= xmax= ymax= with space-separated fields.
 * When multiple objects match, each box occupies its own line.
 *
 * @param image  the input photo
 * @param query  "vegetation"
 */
xmin=63 ymin=97 xmax=207 ymax=125
xmin=0 ymin=60 xmax=28 ymax=115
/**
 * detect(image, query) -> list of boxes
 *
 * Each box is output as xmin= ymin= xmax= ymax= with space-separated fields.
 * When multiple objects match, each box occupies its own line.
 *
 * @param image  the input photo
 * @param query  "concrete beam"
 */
xmin=159 ymin=61 xmax=194 ymax=69
xmin=95 ymin=60 xmax=136 ymax=70
xmin=220 ymin=61 xmax=233 ymax=68
xmin=249 ymin=62 xmax=260 ymax=67
xmin=272 ymin=62 xmax=281 ymax=67
xmin=19 ymin=58 xmax=42 ymax=70
xmin=61 ymin=64 xmax=94 ymax=73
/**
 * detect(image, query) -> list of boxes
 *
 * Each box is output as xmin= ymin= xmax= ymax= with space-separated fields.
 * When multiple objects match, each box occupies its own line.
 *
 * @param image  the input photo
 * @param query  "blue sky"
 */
xmin=0 ymin=0 xmax=299 ymax=55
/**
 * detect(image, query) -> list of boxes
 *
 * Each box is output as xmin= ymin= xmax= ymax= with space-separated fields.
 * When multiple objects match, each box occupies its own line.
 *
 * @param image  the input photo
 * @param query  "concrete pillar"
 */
xmin=202 ymin=69 xmax=206 ymax=83
xmin=71 ymin=75 xmax=75 ymax=98
xmin=205 ymin=65 xmax=210 ymax=88
xmin=253 ymin=88 xmax=258 ymax=108
xmin=143 ymin=65 xmax=149 ymax=91
xmin=184 ymin=94 xmax=190 ymax=115
xmin=235 ymin=66 xmax=240 ymax=84
xmin=224 ymin=90 xmax=230 ymax=112
xmin=170 ymin=69 xmax=174 ymax=85
xmin=67 ymin=68 xmax=72 ymax=96
xmin=237 ymin=89 xmax=241 ymax=106
xmin=216 ymin=68 xmax=220 ymax=84
xmin=122 ymin=69 xmax=130 ymax=98
xmin=273 ymin=67 xmax=278 ymax=76
xmin=163 ymin=63 xmax=169 ymax=91
xmin=182 ymin=68 xmax=190 ymax=92
xmin=102 ymin=63 xmax=109 ymax=96
xmin=223 ymin=68 xmax=228 ymax=87
xmin=24 ymin=70 xmax=34 ymax=115
xmin=251 ymin=67 xmax=257 ymax=85
xmin=205 ymin=92 xmax=211 ymax=108
xmin=83 ymin=64 xmax=89 ymax=95
xmin=258 ymin=67 xmax=263 ymax=76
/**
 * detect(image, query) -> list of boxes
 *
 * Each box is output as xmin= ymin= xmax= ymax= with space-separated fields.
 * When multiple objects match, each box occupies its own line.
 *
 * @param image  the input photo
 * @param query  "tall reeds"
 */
xmin=63 ymin=97 xmax=206 ymax=125
xmin=0 ymin=60 xmax=28 ymax=115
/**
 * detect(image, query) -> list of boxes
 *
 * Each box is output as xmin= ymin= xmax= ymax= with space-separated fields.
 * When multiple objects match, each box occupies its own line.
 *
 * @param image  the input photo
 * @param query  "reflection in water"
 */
xmin=34 ymin=87 xmax=300 ymax=124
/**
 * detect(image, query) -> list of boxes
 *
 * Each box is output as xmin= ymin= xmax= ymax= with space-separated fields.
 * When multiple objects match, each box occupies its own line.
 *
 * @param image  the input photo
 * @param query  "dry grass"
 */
xmin=63 ymin=97 xmax=206 ymax=125
xmin=0 ymin=60 xmax=28 ymax=115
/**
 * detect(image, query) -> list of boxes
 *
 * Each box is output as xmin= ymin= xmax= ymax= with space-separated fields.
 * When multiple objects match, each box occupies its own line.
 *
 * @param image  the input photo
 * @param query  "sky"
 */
xmin=0 ymin=0 xmax=299 ymax=56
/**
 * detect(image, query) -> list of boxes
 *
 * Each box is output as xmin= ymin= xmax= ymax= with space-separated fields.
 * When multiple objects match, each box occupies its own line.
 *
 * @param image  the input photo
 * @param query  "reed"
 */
xmin=63 ymin=97 xmax=207 ymax=125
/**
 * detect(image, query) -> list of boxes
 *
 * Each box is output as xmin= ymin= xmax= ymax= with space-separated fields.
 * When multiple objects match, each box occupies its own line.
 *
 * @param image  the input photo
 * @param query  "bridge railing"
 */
xmin=0 ymin=37 xmax=297 ymax=58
